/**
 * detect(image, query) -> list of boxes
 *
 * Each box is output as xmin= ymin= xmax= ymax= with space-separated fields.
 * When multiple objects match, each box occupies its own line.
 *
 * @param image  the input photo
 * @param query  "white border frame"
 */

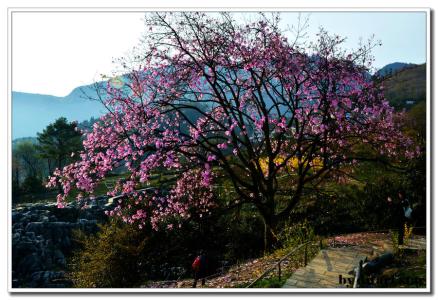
xmin=7 ymin=7 xmax=431 ymax=294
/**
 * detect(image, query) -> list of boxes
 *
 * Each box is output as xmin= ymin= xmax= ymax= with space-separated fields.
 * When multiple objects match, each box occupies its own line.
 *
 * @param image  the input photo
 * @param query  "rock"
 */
xmin=12 ymin=212 xmax=22 ymax=222
xmin=40 ymin=216 xmax=49 ymax=223
xmin=12 ymin=223 xmax=23 ymax=231
xmin=50 ymin=207 xmax=79 ymax=223
xmin=29 ymin=213 xmax=40 ymax=222
xmin=16 ymin=253 xmax=43 ymax=275
xmin=12 ymin=232 xmax=21 ymax=242
xmin=25 ymin=222 xmax=45 ymax=234
xmin=15 ymin=241 xmax=38 ymax=255
xmin=12 ymin=200 xmax=108 ymax=287
xmin=25 ymin=231 xmax=36 ymax=240
xmin=29 ymin=271 xmax=67 ymax=288
xmin=53 ymin=250 xmax=66 ymax=267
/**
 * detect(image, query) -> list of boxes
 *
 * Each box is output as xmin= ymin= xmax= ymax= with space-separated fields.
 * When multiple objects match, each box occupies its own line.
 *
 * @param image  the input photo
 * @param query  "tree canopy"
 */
xmin=49 ymin=12 xmax=418 ymax=249
xmin=37 ymin=117 xmax=83 ymax=173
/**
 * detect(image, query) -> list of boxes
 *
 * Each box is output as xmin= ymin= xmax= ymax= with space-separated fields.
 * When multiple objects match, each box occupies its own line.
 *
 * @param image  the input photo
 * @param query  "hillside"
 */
xmin=12 ymin=84 xmax=107 ymax=139
xmin=12 ymin=62 xmax=426 ymax=139
xmin=382 ymin=63 xmax=426 ymax=110
xmin=376 ymin=62 xmax=417 ymax=77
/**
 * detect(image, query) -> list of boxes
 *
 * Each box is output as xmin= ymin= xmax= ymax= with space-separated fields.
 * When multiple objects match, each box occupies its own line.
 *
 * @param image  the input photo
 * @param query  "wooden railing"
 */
xmin=245 ymin=240 xmax=322 ymax=288
xmin=353 ymin=259 xmax=363 ymax=288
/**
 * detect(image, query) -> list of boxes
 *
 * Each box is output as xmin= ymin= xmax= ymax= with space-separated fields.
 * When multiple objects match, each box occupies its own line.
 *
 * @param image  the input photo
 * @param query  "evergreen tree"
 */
xmin=37 ymin=117 xmax=83 ymax=191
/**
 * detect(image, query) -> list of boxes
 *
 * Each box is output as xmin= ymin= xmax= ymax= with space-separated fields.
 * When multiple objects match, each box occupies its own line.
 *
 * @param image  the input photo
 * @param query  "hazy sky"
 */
xmin=12 ymin=11 xmax=427 ymax=97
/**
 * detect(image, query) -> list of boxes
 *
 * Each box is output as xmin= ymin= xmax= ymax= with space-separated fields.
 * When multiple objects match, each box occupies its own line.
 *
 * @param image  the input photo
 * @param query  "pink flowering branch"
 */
xmin=47 ymin=13 xmax=419 ymax=242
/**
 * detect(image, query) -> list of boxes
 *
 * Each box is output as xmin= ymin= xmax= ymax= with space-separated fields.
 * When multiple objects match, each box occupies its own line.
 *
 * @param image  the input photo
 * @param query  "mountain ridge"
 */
xmin=12 ymin=83 xmax=107 ymax=139
xmin=12 ymin=62 xmax=426 ymax=139
xmin=375 ymin=62 xmax=419 ymax=77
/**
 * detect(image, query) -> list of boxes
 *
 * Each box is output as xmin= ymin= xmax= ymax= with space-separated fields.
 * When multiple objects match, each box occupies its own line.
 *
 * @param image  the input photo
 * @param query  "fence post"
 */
xmin=278 ymin=262 xmax=281 ymax=281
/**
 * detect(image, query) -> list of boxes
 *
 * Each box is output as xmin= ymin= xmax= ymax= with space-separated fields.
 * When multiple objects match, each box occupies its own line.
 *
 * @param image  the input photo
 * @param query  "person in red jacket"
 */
xmin=192 ymin=250 xmax=207 ymax=288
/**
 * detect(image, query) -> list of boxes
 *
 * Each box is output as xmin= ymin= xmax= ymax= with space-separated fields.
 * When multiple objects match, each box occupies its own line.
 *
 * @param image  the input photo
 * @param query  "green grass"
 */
xmin=248 ymin=277 xmax=287 ymax=288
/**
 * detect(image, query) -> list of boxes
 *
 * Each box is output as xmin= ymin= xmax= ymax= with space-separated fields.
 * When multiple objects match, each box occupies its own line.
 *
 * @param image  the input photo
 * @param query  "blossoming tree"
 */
xmin=48 ymin=12 xmax=417 ymax=249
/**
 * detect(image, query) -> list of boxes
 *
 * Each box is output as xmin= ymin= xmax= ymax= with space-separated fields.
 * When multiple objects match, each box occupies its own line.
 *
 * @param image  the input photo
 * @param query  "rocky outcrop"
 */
xmin=12 ymin=196 xmax=112 ymax=288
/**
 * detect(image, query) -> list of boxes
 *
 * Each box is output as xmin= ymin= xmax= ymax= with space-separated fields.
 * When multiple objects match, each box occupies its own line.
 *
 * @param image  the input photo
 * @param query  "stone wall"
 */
xmin=11 ymin=196 xmax=114 ymax=288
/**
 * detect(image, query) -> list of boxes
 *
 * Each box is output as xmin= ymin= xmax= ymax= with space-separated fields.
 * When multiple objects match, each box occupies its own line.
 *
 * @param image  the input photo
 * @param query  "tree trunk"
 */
xmin=57 ymin=183 xmax=64 ymax=195
xmin=257 ymin=194 xmax=279 ymax=252
xmin=47 ymin=159 xmax=53 ymax=176
xmin=57 ymin=157 xmax=64 ymax=194
xmin=263 ymin=217 xmax=278 ymax=252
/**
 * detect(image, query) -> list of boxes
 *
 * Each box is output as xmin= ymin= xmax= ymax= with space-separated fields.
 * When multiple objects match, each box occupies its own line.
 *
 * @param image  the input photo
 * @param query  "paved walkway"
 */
xmin=283 ymin=246 xmax=372 ymax=288
xmin=283 ymin=235 xmax=426 ymax=288
xmin=401 ymin=236 xmax=427 ymax=250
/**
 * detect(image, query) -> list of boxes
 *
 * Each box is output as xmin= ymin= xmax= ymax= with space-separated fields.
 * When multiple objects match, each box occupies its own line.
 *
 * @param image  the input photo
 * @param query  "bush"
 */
xmin=250 ymin=277 xmax=285 ymax=288
xmin=68 ymin=205 xmax=267 ymax=287
xmin=216 ymin=209 xmax=265 ymax=262
xmin=291 ymin=162 xmax=425 ymax=237
xmin=69 ymin=221 xmax=149 ymax=288
xmin=21 ymin=176 xmax=46 ymax=194
xmin=278 ymin=219 xmax=315 ymax=248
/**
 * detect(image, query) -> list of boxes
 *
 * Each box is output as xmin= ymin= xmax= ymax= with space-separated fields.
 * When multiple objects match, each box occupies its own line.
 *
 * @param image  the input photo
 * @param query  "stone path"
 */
xmin=283 ymin=246 xmax=372 ymax=288
xmin=401 ymin=236 xmax=427 ymax=250
xmin=283 ymin=235 xmax=426 ymax=288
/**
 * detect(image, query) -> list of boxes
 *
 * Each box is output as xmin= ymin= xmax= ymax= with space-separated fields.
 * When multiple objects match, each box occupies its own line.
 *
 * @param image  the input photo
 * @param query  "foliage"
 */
xmin=390 ymin=230 xmax=400 ymax=255
xmin=77 ymin=117 xmax=99 ymax=132
xmin=374 ymin=249 xmax=426 ymax=288
xmin=289 ymin=138 xmax=426 ymax=236
xmin=14 ymin=141 xmax=43 ymax=179
xmin=69 ymin=221 xmax=149 ymax=288
xmin=37 ymin=117 xmax=83 ymax=175
xmin=294 ymin=181 xmax=388 ymax=236
xmin=12 ymin=141 xmax=46 ymax=199
xmin=69 ymin=205 xmax=267 ymax=287
xmin=404 ymin=223 xmax=414 ymax=241
xmin=382 ymin=64 xmax=426 ymax=110
xmin=12 ymin=118 xmax=83 ymax=202
xmin=390 ymin=223 xmax=414 ymax=257
xmin=216 ymin=207 xmax=265 ymax=261
xmin=249 ymin=276 xmax=285 ymax=288
xmin=12 ymin=152 xmax=22 ymax=197
xmin=404 ymin=100 xmax=426 ymax=140
xmin=20 ymin=175 xmax=46 ymax=194
xmin=278 ymin=219 xmax=315 ymax=248
xmin=402 ymin=102 xmax=427 ymax=227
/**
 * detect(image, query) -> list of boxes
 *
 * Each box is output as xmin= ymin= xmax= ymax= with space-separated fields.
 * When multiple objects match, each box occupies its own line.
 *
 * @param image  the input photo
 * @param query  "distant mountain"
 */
xmin=12 ymin=83 xmax=107 ymax=139
xmin=12 ymin=73 xmax=206 ymax=139
xmin=13 ymin=61 xmax=426 ymax=139
xmin=382 ymin=63 xmax=426 ymax=110
xmin=376 ymin=62 xmax=418 ymax=77
xmin=11 ymin=137 xmax=38 ymax=149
